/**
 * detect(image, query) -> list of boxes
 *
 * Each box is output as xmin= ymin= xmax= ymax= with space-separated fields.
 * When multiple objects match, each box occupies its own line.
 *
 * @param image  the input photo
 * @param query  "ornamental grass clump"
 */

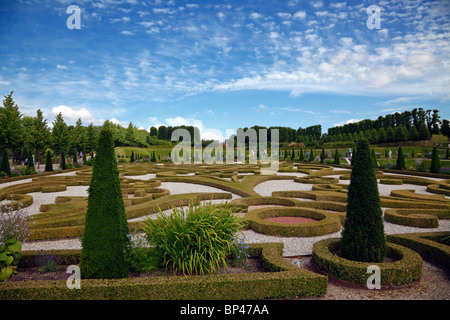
xmin=142 ymin=202 xmax=244 ymax=275
xmin=340 ymin=139 xmax=387 ymax=263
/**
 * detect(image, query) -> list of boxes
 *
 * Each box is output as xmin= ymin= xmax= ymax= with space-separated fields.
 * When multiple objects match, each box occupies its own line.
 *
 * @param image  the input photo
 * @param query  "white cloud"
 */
xmin=109 ymin=117 xmax=129 ymax=127
xmin=51 ymin=105 xmax=96 ymax=124
xmin=293 ymin=11 xmax=306 ymax=19
xmin=333 ymin=119 xmax=363 ymax=127
xmin=250 ymin=12 xmax=262 ymax=19
xmin=121 ymin=31 xmax=133 ymax=35
xmin=56 ymin=64 xmax=68 ymax=70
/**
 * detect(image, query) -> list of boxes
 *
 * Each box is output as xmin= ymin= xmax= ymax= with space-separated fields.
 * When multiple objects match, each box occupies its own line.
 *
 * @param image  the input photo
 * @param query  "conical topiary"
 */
xmin=333 ymin=149 xmax=340 ymax=165
xmin=45 ymin=150 xmax=53 ymax=172
xmin=429 ymin=146 xmax=441 ymax=174
xmin=61 ymin=153 xmax=67 ymax=170
xmin=396 ymin=147 xmax=405 ymax=170
xmin=130 ymin=150 xmax=134 ymax=163
xmin=340 ymin=139 xmax=386 ymax=263
xmin=1 ymin=149 xmax=11 ymax=176
xmin=80 ymin=126 xmax=130 ymax=279
xmin=309 ymin=149 xmax=314 ymax=162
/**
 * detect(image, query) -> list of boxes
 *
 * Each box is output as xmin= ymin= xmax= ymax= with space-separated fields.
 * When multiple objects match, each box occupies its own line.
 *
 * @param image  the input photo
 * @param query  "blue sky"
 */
xmin=0 ymin=0 xmax=449 ymax=141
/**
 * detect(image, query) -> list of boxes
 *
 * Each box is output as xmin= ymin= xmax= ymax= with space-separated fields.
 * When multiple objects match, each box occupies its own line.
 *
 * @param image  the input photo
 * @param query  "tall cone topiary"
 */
xmin=429 ymin=146 xmax=441 ymax=174
xmin=80 ymin=126 xmax=130 ymax=279
xmin=333 ymin=149 xmax=340 ymax=165
xmin=1 ymin=149 xmax=11 ymax=176
xmin=45 ymin=150 xmax=53 ymax=172
xmin=396 ymin=147 xmax=405 ymax=170
xmin=340 ymin=139 xmax=386 ymax=263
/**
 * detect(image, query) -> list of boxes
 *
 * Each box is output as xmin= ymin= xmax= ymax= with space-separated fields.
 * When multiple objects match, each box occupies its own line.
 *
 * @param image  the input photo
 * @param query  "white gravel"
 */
xmin=124 ymin=173 xmax=157 ymax=180
xmin=11 ymin=169 xmax=450 ymax=256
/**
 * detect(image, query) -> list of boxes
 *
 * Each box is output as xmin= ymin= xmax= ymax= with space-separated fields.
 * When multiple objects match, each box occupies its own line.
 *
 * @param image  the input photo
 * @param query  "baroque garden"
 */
xmin=0 ymin=125 xmax=449 ymax=300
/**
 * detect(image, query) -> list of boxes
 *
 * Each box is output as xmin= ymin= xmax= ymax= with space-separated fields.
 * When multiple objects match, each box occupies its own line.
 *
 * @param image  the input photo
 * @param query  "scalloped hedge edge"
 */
xmin=386 ymin=232 xmax=450 ymax=272
xmin=0 ymin=243 xmax=327 ymax=300
xmin=383 ymin=208 xmax=450 ymax=228
xmin=312 ymin=238 xmax=423 ymax=286
xmin=244 ymin=207 xmax=341 ymax=237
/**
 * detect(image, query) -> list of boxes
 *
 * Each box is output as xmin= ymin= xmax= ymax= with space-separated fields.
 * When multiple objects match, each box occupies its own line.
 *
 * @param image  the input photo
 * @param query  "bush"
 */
xmin=312 ymin=238 xmax=423 ymax=286
xmin=142 ymin=202 xmax=244 ymax=275
xmin=80 ymin=127 xmax=131 ymax=279
xmin=45 ymin=150 xmax=53 ymax=172
xmin=0 ymin=150 xmax=11 ymax=177
xmin=0 ymin=206 xmax=31 ymax=251
xmin=429 ymin=146 xmax=441 ymax=174
xmin=0 ymin=236 xmax=22 ymax=281
xmin=340 ymin=139 xmax=386 ymax=263
xmin=396 ymin=147 xmax=405 ymax=170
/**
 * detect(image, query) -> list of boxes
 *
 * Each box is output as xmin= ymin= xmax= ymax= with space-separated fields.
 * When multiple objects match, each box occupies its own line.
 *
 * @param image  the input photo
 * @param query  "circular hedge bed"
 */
xmin=244 ymin=207 xmax=341 ymax=237
xmin=312 ymin=238 xmax=423 ymax=287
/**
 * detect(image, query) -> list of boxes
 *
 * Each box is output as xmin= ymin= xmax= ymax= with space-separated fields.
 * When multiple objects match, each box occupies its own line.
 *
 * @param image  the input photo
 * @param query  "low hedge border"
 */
xmin=312 ymin=238 xmax=423 ymax=287
xmin=427 ymin=184 xmax=450 ymax=196
xmin=0 ymin=243 xmax=328 ymax=300
xmin=41 ymin=184 xmax=67 ymax=193
xmin=379 ymin=179 xmax=403 ymax=185
xmin=386 ymin=232 xmax=450 ymax=272
xmin=383 ymin=208 xmax=450 ymax=228
xmin=0 ymin=193 xmax=34 ymax=212
xmin=244 ymin=207 xmax=341 ymax=237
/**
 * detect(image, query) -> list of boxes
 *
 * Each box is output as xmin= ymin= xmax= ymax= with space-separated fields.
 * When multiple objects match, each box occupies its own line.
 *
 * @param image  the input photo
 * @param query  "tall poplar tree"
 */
xmin=0 ymin=91 xmax=23 ymax=165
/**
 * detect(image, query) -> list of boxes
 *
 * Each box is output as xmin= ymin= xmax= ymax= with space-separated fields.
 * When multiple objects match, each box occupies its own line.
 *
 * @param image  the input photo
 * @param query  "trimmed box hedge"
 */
xmin=244 ymin=207 xmax=341 ymax=237
xmin=0 ymin=243 xmax=328 ymax=300
xmin=386 ymin=232 xmax=450 ymax=272
xmin=383 ymin=208 xmax=450 ymax=228
xmin=312 ymin=238 xmax=423 ymax=287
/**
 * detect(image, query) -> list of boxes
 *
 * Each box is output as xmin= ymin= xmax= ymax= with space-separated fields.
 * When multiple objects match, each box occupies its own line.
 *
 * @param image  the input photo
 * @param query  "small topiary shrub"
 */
xmin=45 ymin=150 xmax=53 ymax=172
xmin=0 ymin=149 xmax=11 ymax=177
xmin=429 ymin=146 xmax=441 ymax=174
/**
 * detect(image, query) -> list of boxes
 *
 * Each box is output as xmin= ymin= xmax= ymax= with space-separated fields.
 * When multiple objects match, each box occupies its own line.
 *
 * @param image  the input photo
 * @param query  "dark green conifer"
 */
xmin=340 ymin=139 xmax=386 ymax=263
xmin=429 ymin=146 xmax=441 ymax=174
xmin=45 ymin=150 xmax=53 ymax=172
xmin=396 ymin=147 xmax=405 ymax=170
xmin=80 ymin=126 xmax=130 ymax=279
xmin=1 ymin=149 xmax=11 ymax=176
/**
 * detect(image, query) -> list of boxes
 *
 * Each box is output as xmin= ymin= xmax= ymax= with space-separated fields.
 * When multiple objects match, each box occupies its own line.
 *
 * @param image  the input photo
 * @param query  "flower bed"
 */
xmin=0 ymin=243 xmax=328 ymax=300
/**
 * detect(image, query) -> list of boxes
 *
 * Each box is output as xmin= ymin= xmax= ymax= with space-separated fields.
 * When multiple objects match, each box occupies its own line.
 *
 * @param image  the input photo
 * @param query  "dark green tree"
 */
xmin=130 ymin=151 xmax=135 ymax=163
xmin=0 ymin=91 xmax=23 ymax=165
xmin=80 ymin=126 xmax=130 ymax=279
xmin=340 ymin=139 xmax=386 ymax=263
xmin=371 ymin=149 xmax=377 ymax=168
xmin=1 ymin=149 xmax=11 ymax=176
xmin=299 ymin=149 xmax=304 ymax=161
xmin=333 ymin=149 xmax=340 ymax=165
xmin=45 ymin=150 xmax=53 ymax=172
xmin=61 ymin=152 xmax=67 ymax=170
xmin=320 ymin=148 xmax=326 ymax=163
xmin=309 ymin=148 xmax=314 ymax=162
xmin=396 ymin=147 xmax=405 ymax=170
xmin=429 ymin=146 xmax=441 ymax=174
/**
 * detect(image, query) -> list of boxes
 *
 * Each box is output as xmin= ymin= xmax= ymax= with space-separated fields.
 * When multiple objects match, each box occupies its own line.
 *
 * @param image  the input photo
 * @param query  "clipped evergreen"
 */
xmin=130 ymin=151 xmax=135 ymax=163
xmin=429 ymin=146 xmax=441 ymax=174
xmin=320 ymin=148 xmax=326 ymax=163
xmin=299 ymin=149 xmax=304 ymax=161
xmin=27 ymin=150 xmax=35 ymax=172
xmin=1 ymin=149 xmax=11 ymax=176
xmin=370 ymin=149 xmax=377 ymax=168
xmin=61 ymin=153 xmax=67 ymax=170
xmin=80 ymin=127 xmax=130 ymax=279
xmin=395 ymin=147 xmax=405 ymax=170
xmin=340 ymin=139 xmax=386 ymax=263
xmin=446 ymin=148 xmax=449 ymax=159
xmin=333 ymin=149 xmax=340 ymax=165
xmin=309 ymin=149 xmax=314 ymax=162
xmin=45 ymin=150 xmax=53 ymax=172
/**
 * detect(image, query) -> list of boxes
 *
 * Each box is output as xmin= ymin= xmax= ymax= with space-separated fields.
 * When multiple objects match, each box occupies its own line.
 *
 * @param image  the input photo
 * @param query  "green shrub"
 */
xmin=45 ymin=150 xmax=53 ymax=172
xmin=0 ymin=150 xmax=11 ymax=177
xmin=429 ymin=146 xmax=441 ymax=174
xmin=142 ymin=202 xmax=244 ymax=275
xmin=312 ymin=238 xmax=422 ymax=286
xmin=396 ymin=147 xmax=405 ymax=170
xmin=80 ymin=127 xmax=131 ymax=279
xmin=0 ymin=237 xmax=22 ymax=281
xmin=340 ymin=139 xmax=386 ymax=263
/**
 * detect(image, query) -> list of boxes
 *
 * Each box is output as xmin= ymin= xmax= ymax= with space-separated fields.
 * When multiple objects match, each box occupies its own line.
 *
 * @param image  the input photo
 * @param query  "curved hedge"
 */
xmin=0 ymin=243 xmax=328 ymax=300
xmin=386 ymin=232 xmax=450 ymax=271
xmin=312 ymin=238 xmax=423 ymax=287
xmin=383 ymin=208 xmax=450 ymax=228
xmin=244 ymin=207 xmax=341 ymax=237
xmin=0 ymin=193 xmax=33 ymax=212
